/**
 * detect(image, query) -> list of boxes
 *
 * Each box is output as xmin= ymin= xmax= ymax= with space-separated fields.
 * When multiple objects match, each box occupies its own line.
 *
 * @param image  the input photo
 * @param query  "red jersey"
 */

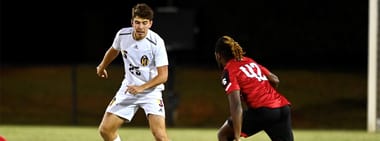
xmin=221 ymin=57 xmax=290 ymax=109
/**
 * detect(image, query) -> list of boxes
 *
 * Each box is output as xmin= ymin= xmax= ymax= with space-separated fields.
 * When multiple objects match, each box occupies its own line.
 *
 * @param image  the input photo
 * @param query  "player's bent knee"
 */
xmin=98 ymin=126 xmax=108 ymax=137
xmin=151 ymin=131 xmax=168 ymax=141
xmin=217 ymin=131 xmax=224 ymax=140
xmin=153 ymin=133 xmax=167 ymax=141
xmin=99 ymin=125 xmax=119 ymax=141
xmin=98 ymin=125 xmax=113 ymax=137
xmin=217 ymin=129 xmax=226 ymax=140
xmin=217 ymin=127 xmax=234 ymax=141
xmin=153 ymin=136 xmax=168 ymax=141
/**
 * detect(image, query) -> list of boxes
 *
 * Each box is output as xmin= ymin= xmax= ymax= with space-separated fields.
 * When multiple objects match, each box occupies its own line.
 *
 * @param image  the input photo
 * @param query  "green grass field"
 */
xmin=0 ymin=125 xmax=379 ymax=141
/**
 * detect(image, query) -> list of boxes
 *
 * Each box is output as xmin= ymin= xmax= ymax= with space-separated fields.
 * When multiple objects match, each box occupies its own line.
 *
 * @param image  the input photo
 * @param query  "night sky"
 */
xmin=1 ymin=0 xmax=369 ymax=69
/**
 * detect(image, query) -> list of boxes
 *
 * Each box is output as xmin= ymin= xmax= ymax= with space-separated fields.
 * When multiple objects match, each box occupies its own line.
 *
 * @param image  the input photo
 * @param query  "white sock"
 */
xmin=114 ymin=135 xmax=121 ymax=141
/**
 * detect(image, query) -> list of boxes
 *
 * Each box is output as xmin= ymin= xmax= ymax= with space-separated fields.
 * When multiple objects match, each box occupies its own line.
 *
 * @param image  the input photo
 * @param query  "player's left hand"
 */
xmin=126 ymin=85 xmax=144 ymax=95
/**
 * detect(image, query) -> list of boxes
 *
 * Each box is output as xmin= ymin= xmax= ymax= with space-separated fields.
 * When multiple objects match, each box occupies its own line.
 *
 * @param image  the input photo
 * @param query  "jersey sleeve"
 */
xmin=221 ymin=69 xmax=240 ymax=95
xmin=111 ymin=29 xmax=122 ymax=50
xmin=153 ymin=38 xmax=169 ymax=67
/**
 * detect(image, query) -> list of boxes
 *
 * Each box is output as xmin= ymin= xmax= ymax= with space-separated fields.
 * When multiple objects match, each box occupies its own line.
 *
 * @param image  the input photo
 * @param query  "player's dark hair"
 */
xmin=132 ymin=3 xmax=154 ymax=20
xmin=215 ymin=35 xmax=245 ymax=61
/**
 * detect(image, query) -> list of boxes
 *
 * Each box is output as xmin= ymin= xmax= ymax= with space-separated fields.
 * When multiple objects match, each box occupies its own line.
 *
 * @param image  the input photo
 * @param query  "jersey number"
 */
xmin=129 ymin=64 xmax=141 ymax=76
xmin=239 ymin=63 xmax=267 ymax=81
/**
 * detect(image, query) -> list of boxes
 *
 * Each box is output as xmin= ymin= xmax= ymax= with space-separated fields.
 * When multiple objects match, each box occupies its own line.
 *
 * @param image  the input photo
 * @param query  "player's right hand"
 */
xmin=96 ymin=66 xmax=108 ymax=79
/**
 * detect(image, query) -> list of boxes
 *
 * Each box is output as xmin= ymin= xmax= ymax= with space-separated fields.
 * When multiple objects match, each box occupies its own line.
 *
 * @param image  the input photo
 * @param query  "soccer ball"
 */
xmin=0 ymin=135 xmax=7 ymax=141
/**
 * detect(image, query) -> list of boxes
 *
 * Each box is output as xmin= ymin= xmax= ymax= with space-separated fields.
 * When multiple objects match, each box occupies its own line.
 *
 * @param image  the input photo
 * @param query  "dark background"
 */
xmin=1 ymin=0 xmax=368 ymax=69
xmin=0 ymin=0 xmax=372 ymax=129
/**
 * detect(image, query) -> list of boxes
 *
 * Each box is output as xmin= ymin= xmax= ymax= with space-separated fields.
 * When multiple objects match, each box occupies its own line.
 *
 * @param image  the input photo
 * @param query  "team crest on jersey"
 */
xmin=141 ymin=55 xmax=149 ymax=66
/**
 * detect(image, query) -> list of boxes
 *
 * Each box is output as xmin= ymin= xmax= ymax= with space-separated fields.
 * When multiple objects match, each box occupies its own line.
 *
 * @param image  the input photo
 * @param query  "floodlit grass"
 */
xmin=0 ymin=125 xmax=379 ymax=141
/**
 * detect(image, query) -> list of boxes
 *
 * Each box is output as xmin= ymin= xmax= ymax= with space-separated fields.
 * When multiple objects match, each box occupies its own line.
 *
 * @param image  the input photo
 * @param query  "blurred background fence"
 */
xmin=0 ymin=64 xmax=368 ymax=129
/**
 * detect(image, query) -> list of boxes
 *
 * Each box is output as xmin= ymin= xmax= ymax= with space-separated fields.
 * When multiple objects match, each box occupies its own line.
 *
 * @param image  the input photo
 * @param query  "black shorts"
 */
xmin=228 ymin=105 xmax=294 ymax=141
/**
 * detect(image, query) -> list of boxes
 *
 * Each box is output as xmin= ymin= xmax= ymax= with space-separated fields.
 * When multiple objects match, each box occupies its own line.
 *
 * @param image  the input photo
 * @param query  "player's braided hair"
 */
xmin=132 ymin=3 xmax=154 ymax=20
xmin=215 ymin=35 xmax=245 ymax=61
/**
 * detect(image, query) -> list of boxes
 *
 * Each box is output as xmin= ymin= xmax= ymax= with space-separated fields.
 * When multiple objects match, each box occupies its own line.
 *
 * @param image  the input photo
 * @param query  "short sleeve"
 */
xmin=153 ymin=38 xmax=169 ymax=67
xmin=221 ymin=69 xmax=240 ymax=95
xmin=111 ymin=30 xmax=121 ymax=50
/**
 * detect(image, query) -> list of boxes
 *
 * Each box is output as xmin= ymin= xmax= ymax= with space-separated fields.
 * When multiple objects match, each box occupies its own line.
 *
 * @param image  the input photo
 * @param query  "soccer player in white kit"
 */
xmin=96 ymin=3 xmax=170 ymax=141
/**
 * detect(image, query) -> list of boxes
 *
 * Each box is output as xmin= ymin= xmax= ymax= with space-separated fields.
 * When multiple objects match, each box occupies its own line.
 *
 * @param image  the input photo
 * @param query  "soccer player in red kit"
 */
xmin=214 ymin=35 xmax=294 ymax=141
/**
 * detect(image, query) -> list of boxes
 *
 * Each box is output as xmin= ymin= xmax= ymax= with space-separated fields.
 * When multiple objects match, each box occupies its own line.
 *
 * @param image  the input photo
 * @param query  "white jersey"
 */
xmin=112 ymin=27 xmax=169 ymax=94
